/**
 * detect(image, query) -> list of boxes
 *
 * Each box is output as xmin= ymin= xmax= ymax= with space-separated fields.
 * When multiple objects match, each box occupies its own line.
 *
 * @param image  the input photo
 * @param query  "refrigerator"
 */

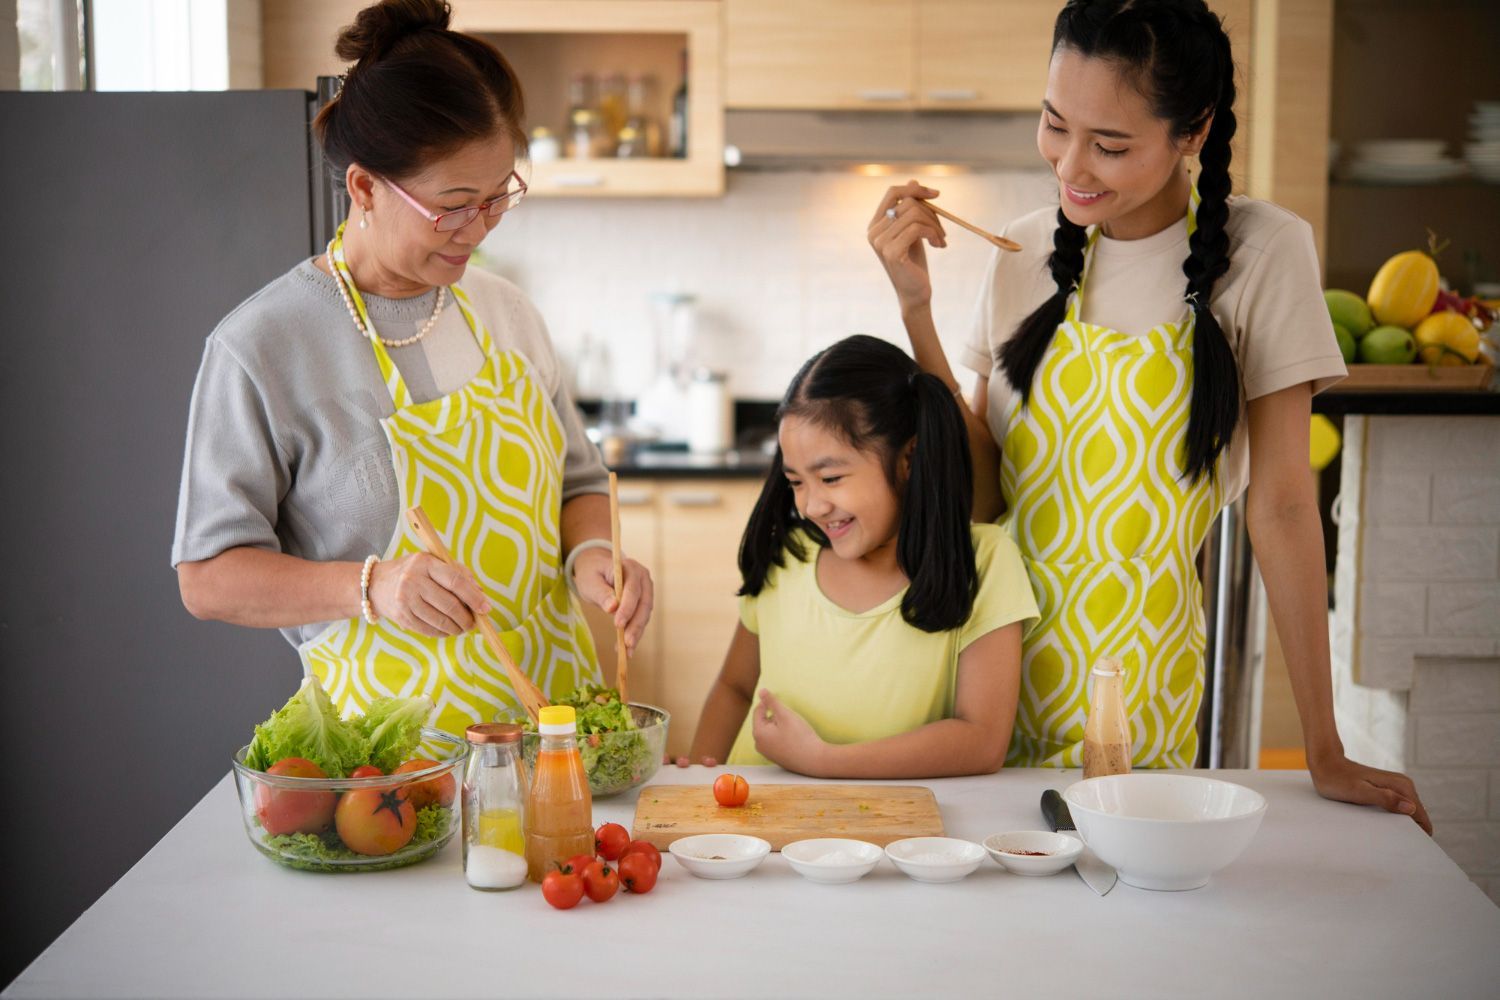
xmin=0 ymin=84 xmax=346 ymax=988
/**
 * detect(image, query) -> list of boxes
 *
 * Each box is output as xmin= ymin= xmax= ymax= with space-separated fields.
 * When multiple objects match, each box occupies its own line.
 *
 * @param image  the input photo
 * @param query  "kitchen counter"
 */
xmin=6 ymin=766 xmax=1497 ymax=999
xmin=610 ymin=446 xmax=773 ymax=479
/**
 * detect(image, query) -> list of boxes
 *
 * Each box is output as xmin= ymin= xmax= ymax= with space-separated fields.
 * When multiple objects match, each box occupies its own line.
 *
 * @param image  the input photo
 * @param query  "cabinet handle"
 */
xmin=926 ymin=88 xmax=979 ymax=102
xmin=856 ymin=88 xmax=911 ymax=103
xmin=553 ymin=173 xmax=605 ymax=188
xmin=617 ymin=489 xmax=653 ymax=507
xmin=667 ymin=491 xmax=723 ymax=508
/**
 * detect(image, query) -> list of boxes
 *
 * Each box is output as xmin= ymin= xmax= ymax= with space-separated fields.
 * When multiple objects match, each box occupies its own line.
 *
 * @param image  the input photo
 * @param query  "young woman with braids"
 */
xmin=868 ymin=0 xmax=1429 ymax=830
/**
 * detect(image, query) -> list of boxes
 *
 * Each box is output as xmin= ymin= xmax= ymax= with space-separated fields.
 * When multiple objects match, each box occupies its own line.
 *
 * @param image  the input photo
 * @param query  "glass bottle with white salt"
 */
xmin=462 ymin=722 xmax=530 ymax=890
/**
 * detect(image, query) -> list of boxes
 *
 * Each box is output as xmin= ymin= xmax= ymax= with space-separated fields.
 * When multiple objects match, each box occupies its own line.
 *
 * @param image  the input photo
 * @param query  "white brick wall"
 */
xmin=1332 ymin=415 xmax=1500 ymax=895
xmin=473 ymin=168 xmax=1056 ymax=399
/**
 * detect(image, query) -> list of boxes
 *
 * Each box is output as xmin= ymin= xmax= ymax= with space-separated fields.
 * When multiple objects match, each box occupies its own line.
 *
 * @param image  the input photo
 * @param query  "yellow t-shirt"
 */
xmin=726 ymin=524 xmax=1040 ymax=766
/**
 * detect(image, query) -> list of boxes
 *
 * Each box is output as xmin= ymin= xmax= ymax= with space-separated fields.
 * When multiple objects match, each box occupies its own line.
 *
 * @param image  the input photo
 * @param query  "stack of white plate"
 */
xmin=1342 ymin=138 xmax=1467 ymax=184
xmin=1466 ymin=101 xmax=1500 ymax=183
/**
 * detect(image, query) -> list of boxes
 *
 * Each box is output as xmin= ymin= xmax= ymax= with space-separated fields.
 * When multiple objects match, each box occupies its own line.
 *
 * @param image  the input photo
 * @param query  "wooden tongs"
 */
xmin=405 ymin=504 xmax=548 ymax=722
xmin=608 ymin=472 xmax=630 ymax=705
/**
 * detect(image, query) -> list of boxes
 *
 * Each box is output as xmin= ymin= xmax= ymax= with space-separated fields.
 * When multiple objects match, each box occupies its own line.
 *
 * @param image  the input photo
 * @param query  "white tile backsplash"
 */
xmin=473 ymin=168 xmax=1057 ymax=400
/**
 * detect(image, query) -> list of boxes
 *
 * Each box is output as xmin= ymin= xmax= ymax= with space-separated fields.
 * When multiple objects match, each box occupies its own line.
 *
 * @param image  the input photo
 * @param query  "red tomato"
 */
xmin=541 ymin=870 xmax=585 ymax=909
xmin=334 ymin=786 xmax=416 ymax=855
xmin=581 ymin=860 xmax=620 ymax=903
xmin=254 ymin=757 xmax=336 ymax=836
xmin=712 ymin=773 xmax=750 ymax=808
xmin=594 ymin=822 xmax=630 ymax=861
xmin=618 ymin=853 xmax=658 ymax=894
xmin=392 ymin=758 xmax=456 ymax=809
xmin=350 ymin=765 xmax=384 ymax=778
xmin=619 ymin=840 xmax=662 ymax=872
xmin=564 ymin=853 xmax=597 ymax=876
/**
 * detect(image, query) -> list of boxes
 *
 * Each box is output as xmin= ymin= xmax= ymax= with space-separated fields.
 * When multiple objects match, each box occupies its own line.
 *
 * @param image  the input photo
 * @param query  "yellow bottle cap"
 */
xmin=537 ymin=705 xmax=577 ymax=732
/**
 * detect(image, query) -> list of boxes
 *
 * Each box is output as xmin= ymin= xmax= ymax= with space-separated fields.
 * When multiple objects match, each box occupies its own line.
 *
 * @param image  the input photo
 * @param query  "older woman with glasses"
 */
xmin=172 ymin=0 xmax=650 ymax=735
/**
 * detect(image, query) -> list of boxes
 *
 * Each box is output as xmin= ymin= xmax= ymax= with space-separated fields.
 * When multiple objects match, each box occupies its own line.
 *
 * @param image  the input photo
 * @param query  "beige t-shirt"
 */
xmin=960 ymin=196 xmax=1346 ymax=502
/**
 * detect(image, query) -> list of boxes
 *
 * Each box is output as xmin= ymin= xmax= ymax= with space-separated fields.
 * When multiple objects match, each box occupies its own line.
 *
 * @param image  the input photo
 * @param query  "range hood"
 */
xmin=724 ymin=109 xmax=1044 ymax=172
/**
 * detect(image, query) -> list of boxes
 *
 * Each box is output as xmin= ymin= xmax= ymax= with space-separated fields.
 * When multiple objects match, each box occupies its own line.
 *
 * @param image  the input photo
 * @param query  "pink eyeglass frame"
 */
xmin=380 ymin=171 xmax=528 ymax=231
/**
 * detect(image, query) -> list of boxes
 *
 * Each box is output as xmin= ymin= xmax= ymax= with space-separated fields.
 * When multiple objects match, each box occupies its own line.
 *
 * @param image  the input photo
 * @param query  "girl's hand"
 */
xmin=1310 ymin=754 xmax=1432 ymax=835
xmin=367 ymin=553 xmax=491 ymax=638
xmin=867 ymin=180 xmax=946 ymax=313
xmin=751 ymin=690 xmax=826 ymax=775
xmin=570 ymin=546 xmax=655 ymax=652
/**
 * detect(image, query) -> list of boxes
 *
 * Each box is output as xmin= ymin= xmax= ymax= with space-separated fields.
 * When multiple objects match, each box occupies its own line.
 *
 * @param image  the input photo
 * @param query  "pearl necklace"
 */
xmin=325 ymin=240 xmax=447 ymax=349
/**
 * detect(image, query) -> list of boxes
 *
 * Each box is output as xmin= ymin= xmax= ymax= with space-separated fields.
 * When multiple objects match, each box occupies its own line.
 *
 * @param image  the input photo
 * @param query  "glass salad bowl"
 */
xmin=521 ymin=702 xmax=669 ymax=798
xmin=231 ymin=727 xmax=467 ymax=872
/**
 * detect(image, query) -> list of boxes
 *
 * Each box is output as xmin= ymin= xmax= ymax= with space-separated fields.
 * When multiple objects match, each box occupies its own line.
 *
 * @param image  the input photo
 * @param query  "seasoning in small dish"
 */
xmin=983 ymin=831 xmax=1082 ymax=876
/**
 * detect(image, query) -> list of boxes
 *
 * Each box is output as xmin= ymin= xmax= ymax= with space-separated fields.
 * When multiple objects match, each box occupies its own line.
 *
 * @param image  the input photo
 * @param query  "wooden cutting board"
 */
xmin=630 ymin=784 xmax=944 ymax=850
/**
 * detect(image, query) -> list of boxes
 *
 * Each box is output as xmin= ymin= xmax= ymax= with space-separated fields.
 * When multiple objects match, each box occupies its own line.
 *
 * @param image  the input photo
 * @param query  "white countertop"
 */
xmin=7 ymin=766 xmax=1498 ymax=999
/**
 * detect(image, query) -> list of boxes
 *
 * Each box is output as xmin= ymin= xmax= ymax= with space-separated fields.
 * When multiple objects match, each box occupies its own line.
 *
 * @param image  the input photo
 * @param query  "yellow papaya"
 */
xmin=1367 ymin=251 xmax=1440 ymax=329
xmin=1413 ymin=310 xmax=1481 ymax=366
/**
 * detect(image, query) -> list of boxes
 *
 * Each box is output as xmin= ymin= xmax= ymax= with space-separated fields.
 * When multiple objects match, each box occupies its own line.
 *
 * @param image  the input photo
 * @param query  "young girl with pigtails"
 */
xmin=689 ymin=335 xmax=1039 ymax=778
xmin=869 ymin=0 xmax=1431 ymax=828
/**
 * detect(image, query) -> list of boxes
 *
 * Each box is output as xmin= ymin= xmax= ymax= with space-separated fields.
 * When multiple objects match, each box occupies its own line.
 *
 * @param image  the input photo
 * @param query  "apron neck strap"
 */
xmin=1067 ymin=183 xmax=1202 ymax=324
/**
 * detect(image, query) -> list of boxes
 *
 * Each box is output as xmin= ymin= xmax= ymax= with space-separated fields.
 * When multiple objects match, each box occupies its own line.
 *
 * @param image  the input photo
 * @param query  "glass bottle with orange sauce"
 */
xmin=524 ymin=705 xmax=594 ymax=882
xmin=1083 ymin=658 xmax=1133 ymax=779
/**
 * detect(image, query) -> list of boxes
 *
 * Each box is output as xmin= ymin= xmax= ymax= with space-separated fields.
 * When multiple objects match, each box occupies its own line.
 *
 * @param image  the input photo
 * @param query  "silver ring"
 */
xmin=885 ymin=207 xmax=897 ymax=220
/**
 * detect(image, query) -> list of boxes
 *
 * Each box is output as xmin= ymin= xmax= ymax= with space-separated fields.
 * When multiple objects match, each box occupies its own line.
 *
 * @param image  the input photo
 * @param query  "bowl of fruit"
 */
xmin=230 ymin=679 xmax=466 ymax=872
xmin=520 ymin=685 xmax=669 ymax=798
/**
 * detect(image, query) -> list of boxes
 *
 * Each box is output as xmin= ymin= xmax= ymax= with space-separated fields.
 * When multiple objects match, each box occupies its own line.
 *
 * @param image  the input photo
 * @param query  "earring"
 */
xmin=358 ymin=208 xmax=369 ymax=230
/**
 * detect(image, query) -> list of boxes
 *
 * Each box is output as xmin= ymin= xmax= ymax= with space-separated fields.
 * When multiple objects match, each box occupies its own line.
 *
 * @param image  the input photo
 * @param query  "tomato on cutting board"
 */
xmin=712 ymin=773 xmax=750 ymax=808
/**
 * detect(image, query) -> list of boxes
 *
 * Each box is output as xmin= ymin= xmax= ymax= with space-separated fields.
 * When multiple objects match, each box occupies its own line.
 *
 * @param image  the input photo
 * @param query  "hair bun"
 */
xmin=335 ymin=0 xmax=451 ymax=65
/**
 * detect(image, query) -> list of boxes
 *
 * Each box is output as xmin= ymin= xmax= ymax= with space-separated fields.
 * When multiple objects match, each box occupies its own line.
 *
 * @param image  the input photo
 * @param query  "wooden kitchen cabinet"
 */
xmin=915 ymin=0 xmax=1058 ymax=110
xmin=261 ymin=1 xmax=725 ymax=198
xmin=582 ymin=477 xmax=761 ymax=757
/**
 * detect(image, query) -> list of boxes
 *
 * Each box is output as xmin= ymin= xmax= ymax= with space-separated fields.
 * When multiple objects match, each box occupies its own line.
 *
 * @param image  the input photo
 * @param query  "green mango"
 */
xmin=1334 ymin=322 xmax=1356 ymax=363
xmin=1358 ymin=324 xmax=1417 ymax=365
xmin=1325 ymin=289 xmax=1376 ymax=338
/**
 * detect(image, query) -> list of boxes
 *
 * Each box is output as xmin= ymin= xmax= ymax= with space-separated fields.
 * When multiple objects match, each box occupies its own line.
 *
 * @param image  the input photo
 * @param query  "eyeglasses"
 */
xmin=380 ymin=171 xmax=528 ymax=232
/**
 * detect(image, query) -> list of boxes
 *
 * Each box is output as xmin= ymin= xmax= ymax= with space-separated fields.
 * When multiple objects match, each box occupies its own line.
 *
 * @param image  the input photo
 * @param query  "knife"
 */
xmin=1041 ymin=789 xmax=1117 ymax=896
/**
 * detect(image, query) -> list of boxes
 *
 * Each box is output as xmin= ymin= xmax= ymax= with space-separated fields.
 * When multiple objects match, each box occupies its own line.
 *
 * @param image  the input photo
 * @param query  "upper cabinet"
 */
xmin=725 ymin=0 xmax=1059 ymax=111
xmin=262 ymin=1 xmax=724 ymax=198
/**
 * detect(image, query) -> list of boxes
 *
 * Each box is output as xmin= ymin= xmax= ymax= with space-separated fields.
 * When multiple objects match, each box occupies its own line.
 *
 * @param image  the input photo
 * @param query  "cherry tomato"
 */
xmin=541 ymin=870 xmax=585 ymax=909
xmin=595 ymin=822 xmax=630 ymax=861
xmin=334 ymin=785 xmax=416 ymax=855
xmin=618 ymin=852 xmax=659 ymax=894
xmin=581 ymin=860 xmax=620 ymax=903
xmin=564 ymin=853 xmax=597 ymax=876
xmin=350 ymin=765 xmax=384 ymax=779
xmin=392 ymin=758 xmax=456 ymax=809
xmin=712 ymin=773 xmax=750 ymax=808
xmin=254 ymin=757 xmax=336 ymax=836
xmin=619 ymin=840 xmax=662 ymax=872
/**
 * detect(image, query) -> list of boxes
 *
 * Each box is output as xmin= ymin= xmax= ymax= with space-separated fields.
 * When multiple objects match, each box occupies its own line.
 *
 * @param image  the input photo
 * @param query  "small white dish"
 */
xmin=884 ymin=837 xmax=986 ymax=883
xmin=982 ymin=831 xmax=1083 ymax=876
xmin=781 ymin=838 xmax=884 ymax=884
xmin=667 ymin=834 xmax=771 ymax=879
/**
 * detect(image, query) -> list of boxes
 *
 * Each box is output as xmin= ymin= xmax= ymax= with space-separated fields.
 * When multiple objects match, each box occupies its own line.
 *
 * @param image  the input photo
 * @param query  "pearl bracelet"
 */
xmin=360 ymin=554 xmax=380 ymax=624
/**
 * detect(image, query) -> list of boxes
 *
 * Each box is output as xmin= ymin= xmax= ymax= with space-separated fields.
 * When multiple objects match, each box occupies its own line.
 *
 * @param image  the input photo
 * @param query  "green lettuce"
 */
xmin=244 ymin=677 xmax=370 ymax=778
xmin=260 ymin=806 xmax=454 ymax=873
xmin=358 ymin=695 xmax=435 ymax=772
xmin=523 ymin=685 xmax=653 ymax=793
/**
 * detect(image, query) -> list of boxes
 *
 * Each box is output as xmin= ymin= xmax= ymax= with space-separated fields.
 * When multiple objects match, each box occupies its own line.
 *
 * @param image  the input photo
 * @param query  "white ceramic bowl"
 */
xmin=884 ymin=837 xmax=986 ymax=884
xmin=781 ymin=838 xmax=884 ymax=884
xmin=667 ymin=834 xmax=771 ymax=879
xmin=982 ymin=831 xmax=1083 ymax=876
xmin=1062 ymin=774 xmax=1267 ymax=891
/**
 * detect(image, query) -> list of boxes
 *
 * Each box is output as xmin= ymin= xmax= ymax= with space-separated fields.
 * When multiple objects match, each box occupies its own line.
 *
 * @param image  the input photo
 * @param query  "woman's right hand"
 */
xmin=867 ymin=180 xmax=946 ymax=313
xmin=367 ymin=553 xmax=491 ymax=638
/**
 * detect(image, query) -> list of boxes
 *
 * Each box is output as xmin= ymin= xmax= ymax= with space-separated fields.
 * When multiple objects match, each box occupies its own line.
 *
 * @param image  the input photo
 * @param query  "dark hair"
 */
xmin=999 ymin=0 xmax=1240 ymax=484
xmin=738 ymin=335 xmax=978 ymax=634
xmin=312 ymin=0 xmax=528 ymax=184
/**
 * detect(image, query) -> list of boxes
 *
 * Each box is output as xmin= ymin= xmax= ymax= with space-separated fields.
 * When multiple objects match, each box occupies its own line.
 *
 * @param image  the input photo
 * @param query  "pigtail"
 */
xmin=898 ymin=374 xmax=978 ymax=633
xmin=998 ymin=209 xmax=1088 ymax=399
xmin=1180 ymin=60 xmax=1240 ymax=483
xmin=738 ymin=450 xmax=812 ymax=597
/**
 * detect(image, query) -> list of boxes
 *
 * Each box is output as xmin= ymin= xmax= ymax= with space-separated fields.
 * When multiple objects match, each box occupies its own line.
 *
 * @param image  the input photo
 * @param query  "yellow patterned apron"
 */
xmin=300 ymin=227 xmax=599 ymax=737
xmin=1002 ymin=198 xmax=1224 ymax=768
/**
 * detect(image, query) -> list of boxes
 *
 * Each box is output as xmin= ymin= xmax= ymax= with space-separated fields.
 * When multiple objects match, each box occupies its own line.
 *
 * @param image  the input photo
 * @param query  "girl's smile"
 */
xmin=777 ymin=414 xmax=902 ymax=568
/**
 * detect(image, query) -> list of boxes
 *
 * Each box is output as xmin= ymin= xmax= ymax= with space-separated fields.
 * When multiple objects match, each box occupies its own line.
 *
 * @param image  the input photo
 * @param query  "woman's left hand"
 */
xmin=570 ymin=546 xmax=654 ymax=652
xmin=1310 ymin=754 xmax=1432 ymax=835
xmin=752 ymin=690 xmax=826 ymax=775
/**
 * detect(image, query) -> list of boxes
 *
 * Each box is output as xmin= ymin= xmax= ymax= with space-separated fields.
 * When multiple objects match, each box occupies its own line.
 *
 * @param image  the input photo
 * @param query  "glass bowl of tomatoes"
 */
xmin=521 ymin=702 xmax=670 ymax=799
xmin=230 ymin=727 xmax=466 ymax=872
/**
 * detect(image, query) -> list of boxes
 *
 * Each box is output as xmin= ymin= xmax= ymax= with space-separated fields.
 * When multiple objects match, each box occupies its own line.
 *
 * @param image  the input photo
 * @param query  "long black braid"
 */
xmin=999 ymin=0 xmax=1242 ymax=484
